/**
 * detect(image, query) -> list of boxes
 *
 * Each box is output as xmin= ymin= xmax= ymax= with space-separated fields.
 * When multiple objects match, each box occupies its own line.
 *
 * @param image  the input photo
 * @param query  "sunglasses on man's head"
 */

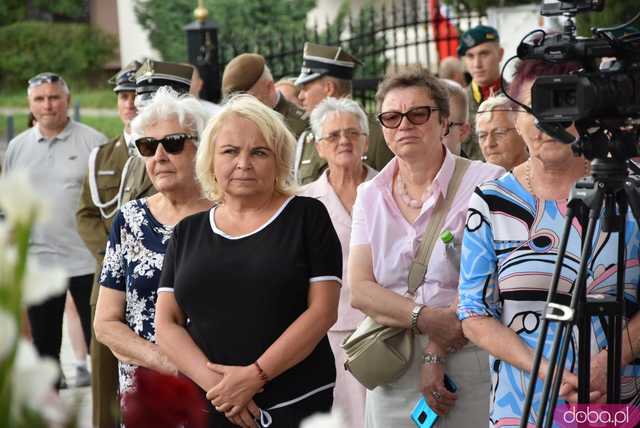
xmin=377 ymin=105 xmax=440 ymax=129
xmin=134 ymin=133 xmax=197 ymax=157
xmin=28 ymin=73 xmax=62 ymax=87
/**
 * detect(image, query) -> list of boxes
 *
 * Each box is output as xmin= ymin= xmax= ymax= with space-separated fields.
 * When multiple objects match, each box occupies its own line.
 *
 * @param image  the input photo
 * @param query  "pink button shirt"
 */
xmin=300 ymin=165 xmax=378 ymax=331
xmin=350 ymin=149 xmax=504 ymax=308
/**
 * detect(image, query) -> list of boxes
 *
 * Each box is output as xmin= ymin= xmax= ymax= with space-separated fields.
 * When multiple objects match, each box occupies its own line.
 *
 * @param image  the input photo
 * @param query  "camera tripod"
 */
xmin=519 ymin=157 xmax=640 ymax=428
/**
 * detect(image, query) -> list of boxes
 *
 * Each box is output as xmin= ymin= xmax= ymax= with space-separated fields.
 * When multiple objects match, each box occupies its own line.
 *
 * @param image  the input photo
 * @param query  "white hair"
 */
xmin=131 ymin=86 xmax=209 ymax=148
xmin=309 ymin=97 xmax=369 ymax=140
xmin=476 ymin=94 xmax=517 ymax=125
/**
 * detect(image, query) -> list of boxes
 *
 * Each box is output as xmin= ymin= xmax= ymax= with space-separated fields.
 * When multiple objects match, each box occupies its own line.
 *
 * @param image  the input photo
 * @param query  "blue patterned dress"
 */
xmin=457 ymin=173 xmax=640 ymax=427
xmin=100 ymin=198 xmax=174 ymax=394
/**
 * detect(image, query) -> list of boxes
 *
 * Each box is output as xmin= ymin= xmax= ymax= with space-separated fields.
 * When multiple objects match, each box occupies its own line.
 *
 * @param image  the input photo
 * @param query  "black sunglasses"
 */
xmin=28 ymin=73 xmax=62 ymax=87
xmin=377 ymin=105 xmax=440 ymax=129
xmin=134 ymin=133 xmax=197 ymax=157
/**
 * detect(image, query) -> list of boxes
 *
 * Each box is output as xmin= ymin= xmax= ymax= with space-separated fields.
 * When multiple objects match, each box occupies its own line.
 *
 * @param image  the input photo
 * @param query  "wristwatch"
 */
xmin=423 ymin=352 xmax=446 ymax=365
xmin=410 ymin=304 xmax=426 ymax=335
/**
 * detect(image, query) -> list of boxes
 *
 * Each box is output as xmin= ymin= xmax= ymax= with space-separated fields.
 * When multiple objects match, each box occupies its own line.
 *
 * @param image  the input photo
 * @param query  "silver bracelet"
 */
xmin=423 ymin=352 xmax=446 ymax=365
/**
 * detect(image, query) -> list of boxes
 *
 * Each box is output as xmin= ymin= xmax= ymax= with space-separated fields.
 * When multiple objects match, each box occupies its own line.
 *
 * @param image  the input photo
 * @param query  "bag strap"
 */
xmin=407 ymin=156 xmax=471 ymax=294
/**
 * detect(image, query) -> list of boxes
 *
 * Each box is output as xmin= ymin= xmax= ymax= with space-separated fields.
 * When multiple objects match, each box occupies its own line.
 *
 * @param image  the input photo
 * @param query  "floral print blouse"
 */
xmin=100 ymin=198 xmax=173 ymax=394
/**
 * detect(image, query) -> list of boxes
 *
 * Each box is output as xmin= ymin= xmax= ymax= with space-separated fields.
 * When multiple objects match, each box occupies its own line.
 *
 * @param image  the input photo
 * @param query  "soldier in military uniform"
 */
xmin=294 ymin=42 xmax=394 ymax=184
xmin=76 ymin=61 xmax=153 ymax=428
xmin=221 ymin=53 xmax=307 ymax=139
xmin=119 ymin=60 xmax=195 ymax=204
xmin=458 ymin=25 xmax=506 ymax=161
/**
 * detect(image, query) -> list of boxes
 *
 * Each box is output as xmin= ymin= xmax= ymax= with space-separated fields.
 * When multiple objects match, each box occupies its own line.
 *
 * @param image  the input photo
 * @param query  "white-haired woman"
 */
xmin=475 ymin=94 xmax=528 ymax=171
xmin=94 ymin=87 xmax=213 ymax=413
xmin=155 ymin=94 xmax=341 ymax=428
xmin=299 ymin=97 xmax=376 ymax=428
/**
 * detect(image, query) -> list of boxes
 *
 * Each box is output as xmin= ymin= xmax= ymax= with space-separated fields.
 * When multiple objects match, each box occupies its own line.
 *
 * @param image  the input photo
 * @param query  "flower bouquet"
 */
xmin=0 ymin=171 xmax=73 ymax=428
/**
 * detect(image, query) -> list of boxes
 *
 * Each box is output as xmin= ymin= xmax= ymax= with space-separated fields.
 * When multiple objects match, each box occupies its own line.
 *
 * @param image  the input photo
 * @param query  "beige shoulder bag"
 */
xmin=341 ymin=157 xmax=470 ymax=390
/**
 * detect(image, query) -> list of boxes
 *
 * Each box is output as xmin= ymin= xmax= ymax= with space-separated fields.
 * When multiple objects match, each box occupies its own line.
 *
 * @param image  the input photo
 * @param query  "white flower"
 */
xmin=22 ymin=258 xmax=67 ymax=306
xmin=0 ymin=169 xmax=50 ymax=226
xmin=0 ymin=308 xmax=17 ymax=361
xmin=11 ymin=339 xmax=59 ymax=420
xmin=301 ymin=410 xmax=346 ymax=428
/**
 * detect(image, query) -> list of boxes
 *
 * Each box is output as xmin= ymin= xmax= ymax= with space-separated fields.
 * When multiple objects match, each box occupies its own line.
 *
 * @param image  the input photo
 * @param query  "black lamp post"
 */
xmin=184 ymin=1 xmax=220 ymax=102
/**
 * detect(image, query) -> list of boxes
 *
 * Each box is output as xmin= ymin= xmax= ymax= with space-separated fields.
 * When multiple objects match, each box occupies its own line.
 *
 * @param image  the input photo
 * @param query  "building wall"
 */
xmin=90 ymin=0 xmax=121 ymax=69
xmin=116 ymin=0 xmax=162 ymax=67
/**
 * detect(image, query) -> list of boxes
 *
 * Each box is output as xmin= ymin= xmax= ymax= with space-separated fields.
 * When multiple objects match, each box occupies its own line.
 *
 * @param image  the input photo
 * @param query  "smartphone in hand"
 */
xmin=410 ymin=374 xmax=458 ymax=428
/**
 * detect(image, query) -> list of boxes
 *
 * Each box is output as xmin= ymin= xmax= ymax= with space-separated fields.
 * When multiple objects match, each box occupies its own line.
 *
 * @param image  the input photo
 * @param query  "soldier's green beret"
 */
xmin=458 ymin=25 xmax=500 ymax=57
xmin=221 ymin=53 xmax=266 ymax=97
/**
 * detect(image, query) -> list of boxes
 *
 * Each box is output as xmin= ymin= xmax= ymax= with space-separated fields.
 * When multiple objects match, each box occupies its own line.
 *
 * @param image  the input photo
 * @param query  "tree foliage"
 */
xmin=134 ymin=0 xmax=316 ymax=62
xmin=0 ymin=21 xmax=116 ymax=88
xmin=0 ymin=0 xmax=88 ymax=26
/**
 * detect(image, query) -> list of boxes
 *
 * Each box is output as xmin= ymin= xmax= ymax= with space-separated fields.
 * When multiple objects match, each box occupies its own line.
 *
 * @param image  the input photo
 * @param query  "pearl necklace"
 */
xmin=525 ymin=159 xmax=590 ymax=195
xmin=395 ymin=174 xmax=429 ymax=209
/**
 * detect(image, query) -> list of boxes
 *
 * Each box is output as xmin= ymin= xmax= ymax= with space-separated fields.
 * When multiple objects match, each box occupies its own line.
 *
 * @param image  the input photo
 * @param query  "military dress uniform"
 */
xmin=294 ymin=42 xmax=394 ymax=184
xmin=76 ymin=61 xmax=151 ymax=428
xmin=274 ymin=90 xmax=308 ymax=139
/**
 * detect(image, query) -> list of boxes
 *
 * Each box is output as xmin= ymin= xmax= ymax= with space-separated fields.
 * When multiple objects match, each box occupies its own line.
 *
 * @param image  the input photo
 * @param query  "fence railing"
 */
xmin=217 ymin=0 xmax=486 ymax=112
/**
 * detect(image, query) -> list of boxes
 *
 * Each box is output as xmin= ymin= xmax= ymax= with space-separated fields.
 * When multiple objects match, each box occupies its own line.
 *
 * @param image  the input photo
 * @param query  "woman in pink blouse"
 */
xmin=349 ymin=69 xmax=504 ymax=427
xmin=299 ymin=97 xmax=377 ymax=428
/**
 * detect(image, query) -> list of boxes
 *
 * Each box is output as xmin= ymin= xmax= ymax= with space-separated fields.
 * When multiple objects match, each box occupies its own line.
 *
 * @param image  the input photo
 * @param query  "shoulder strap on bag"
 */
xmin=407 ymin=156 xmax=471 ymax=294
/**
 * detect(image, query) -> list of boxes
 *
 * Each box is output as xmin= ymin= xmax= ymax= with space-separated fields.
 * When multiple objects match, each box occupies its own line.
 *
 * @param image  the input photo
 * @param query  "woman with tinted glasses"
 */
xmin=154 ymin=94 xmax=341 ymax=428
xmin=348 ymin=68 xmax=504 ymax=427
xmin=94 ymin=87 xmax=213 ymax=419
xmin=298 ymin=97 xmax=376 ymax=428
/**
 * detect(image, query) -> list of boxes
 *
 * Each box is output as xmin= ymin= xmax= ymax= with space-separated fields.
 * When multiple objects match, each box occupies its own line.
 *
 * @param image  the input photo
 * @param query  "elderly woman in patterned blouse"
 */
xmin=94 ymin=87 xmax=213 ymax=413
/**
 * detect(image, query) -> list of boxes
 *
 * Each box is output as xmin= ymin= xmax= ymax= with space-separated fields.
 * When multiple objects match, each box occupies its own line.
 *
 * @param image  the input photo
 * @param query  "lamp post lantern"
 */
xmin=184 ymin=0 xmax=220 ymax=102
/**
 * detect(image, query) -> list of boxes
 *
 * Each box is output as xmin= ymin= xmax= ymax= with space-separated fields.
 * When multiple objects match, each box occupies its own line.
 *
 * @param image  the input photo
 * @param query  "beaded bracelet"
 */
xmin=254 ymin=361 xmax=269 ymax=383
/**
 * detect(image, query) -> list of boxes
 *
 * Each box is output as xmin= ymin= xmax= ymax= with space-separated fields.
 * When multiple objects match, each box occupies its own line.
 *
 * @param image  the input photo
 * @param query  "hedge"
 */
xmin=0 ymin=21 xmax=117 ymax=89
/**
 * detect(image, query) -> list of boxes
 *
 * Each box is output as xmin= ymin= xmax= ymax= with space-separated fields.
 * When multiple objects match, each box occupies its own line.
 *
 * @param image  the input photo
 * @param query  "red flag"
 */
xmin=429 ymin=0 xmax=460 ymax=60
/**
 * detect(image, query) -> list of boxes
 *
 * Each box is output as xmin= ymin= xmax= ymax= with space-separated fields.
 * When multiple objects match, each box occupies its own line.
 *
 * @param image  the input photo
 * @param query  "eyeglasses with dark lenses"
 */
xmin=28 ymin=73 xmax=62 ymax=87
xmin=377 ymin=106 xmax=440 ymax=129
xmin=134 ymin=133 xmax=197 ymax=157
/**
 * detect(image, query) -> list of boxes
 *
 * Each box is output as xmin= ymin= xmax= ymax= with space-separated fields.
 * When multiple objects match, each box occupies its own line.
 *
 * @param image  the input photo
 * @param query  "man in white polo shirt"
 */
xmin=3 ymin=72 xmax=107 ymax=388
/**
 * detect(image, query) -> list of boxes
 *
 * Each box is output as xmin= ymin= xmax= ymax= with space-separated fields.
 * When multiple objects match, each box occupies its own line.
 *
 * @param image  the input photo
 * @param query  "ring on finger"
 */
xmin=432 ymin=391 xmax=442 ymax=400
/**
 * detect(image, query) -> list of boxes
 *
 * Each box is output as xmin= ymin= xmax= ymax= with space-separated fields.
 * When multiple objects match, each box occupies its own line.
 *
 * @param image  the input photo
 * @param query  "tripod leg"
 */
xmin=520 ymin=205 xmax=577 ymax=428
xmin=541 ymin=209 xmax=601 ymax=428
xmin=608 ymin=196 xmax=627 ymax=403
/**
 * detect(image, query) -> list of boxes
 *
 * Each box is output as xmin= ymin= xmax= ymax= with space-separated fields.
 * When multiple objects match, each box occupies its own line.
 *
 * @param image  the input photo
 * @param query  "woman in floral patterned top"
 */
xmin=94 ymin=88 xmax=213 ymax=405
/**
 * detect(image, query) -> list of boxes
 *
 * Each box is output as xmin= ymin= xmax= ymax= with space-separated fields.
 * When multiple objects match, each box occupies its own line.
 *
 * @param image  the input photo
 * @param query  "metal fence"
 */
xmin=218 ymin=0 xmax=486 ymax=112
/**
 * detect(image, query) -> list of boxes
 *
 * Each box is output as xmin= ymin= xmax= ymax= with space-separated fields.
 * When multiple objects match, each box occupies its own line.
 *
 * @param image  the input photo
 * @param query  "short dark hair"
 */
xmin=510 ymin=59 xmax=580 ymax=104
xmin=376 ymin=68 xmax=450 ymax=122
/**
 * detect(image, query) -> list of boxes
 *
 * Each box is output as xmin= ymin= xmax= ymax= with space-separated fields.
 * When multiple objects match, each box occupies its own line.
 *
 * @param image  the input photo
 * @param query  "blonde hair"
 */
xmin=195 ymin=94 xmax=296 ymax=202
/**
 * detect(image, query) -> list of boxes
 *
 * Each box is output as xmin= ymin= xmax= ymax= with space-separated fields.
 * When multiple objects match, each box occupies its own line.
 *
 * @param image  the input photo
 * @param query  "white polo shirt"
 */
xmin=4 ymin=120 xmax=107 ymax=276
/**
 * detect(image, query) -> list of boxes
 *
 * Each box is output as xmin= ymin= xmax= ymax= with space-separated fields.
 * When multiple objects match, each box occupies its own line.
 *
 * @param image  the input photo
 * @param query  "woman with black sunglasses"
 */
xmin=348 ymin=68 xmax=504 ymax=427
xmin=94 ymin=87 xmax=213 ymax=424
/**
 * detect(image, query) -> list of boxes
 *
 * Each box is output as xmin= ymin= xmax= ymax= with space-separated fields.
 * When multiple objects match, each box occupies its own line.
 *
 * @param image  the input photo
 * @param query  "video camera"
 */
xmin=514 ymin=0 xmax=640 ymax=155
